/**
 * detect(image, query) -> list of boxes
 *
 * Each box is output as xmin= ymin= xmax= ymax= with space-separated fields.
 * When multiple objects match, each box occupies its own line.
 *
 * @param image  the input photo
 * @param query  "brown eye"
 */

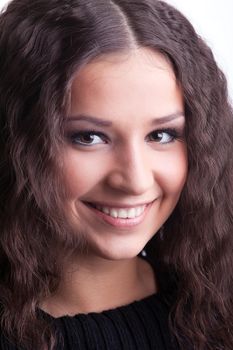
xmin=70 ymin=131 xmax=107 ymax=146
xmin=147 ymin=129 xmax=179 ymax=144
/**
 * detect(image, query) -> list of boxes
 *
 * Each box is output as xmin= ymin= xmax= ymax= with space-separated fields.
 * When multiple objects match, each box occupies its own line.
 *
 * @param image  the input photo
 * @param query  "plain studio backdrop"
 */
xmin=0 ymin=0 xmax=233 ymax=102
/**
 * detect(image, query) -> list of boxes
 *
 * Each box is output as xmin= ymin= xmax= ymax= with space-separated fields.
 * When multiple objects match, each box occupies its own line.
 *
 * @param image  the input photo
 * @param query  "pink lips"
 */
xmin=84 ymin=202 xmax=153 ymax=228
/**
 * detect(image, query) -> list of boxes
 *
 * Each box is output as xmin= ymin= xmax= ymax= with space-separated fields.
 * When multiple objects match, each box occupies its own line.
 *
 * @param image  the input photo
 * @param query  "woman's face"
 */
xmin=62 ymin=48 xmax=187 ymax=260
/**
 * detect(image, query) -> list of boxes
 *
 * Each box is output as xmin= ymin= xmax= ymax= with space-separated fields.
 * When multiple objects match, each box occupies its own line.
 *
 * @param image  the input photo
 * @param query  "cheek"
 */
xmin=61 ymin=151 xmax=106 ymax=198
xmin=155 ymin=146 xmax=187 ymax=195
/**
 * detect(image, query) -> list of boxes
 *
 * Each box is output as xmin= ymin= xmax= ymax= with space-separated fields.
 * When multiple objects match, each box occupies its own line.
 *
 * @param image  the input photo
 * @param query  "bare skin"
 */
xmin=40 ymin=48 xmax=187 ymax=317
xmin=41 ymin=256 xmax=157 ymax=317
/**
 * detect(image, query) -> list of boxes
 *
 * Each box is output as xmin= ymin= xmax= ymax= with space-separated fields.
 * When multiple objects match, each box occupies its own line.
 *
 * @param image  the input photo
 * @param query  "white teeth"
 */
xmin=118 ymin=209 xmax=128 ymax=219
xmin=110 ymin=209 xmax=118 ymax=218
xmin=102 ymin=207 xmax=110 ymax=215
xmin=127 ymin=208 xmax=137 ymax=219
xmin=95 ymin=205 xmax=146 ymax=219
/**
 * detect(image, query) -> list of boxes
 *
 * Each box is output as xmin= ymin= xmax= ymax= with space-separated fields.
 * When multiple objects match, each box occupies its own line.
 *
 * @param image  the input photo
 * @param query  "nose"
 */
xmin=106 ymin=142 xmax=155 ymax=195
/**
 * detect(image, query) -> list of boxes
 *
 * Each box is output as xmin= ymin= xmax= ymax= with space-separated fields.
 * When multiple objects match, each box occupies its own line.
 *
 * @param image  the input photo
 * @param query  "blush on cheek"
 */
xmin=168 ymin=149 xmax=187 ymax=187
xmin=62 ymin=169 xmax=92 ymax=199
xmin=61 ymin=155 xmax=108 ymax=200
xmin=157 ymin=161 xmax=187 ymax=195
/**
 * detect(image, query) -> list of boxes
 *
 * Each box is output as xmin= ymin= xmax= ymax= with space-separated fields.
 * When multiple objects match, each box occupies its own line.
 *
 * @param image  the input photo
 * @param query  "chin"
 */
xmin=91 ymin=240 xmax=146 ymax=261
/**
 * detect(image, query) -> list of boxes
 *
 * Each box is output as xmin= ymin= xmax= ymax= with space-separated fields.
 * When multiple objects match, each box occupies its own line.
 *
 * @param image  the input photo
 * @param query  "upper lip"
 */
xmin=83 ymin=200 xmax=155 ymax=209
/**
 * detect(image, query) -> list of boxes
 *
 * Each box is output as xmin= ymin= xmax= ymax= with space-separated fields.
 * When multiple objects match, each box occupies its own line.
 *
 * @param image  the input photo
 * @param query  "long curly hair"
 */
xmin=0 ymin=0 xmax=232 ymax=349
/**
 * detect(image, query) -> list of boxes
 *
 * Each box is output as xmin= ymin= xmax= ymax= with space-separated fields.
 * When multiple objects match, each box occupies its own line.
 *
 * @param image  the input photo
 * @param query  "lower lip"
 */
xmin=83 ymin=202 xmax=154 ymax=228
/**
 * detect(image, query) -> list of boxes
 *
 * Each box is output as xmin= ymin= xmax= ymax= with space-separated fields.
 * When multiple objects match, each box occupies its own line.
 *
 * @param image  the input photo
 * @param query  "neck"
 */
xmin=40 ymin=254 xmax=157 ymax=318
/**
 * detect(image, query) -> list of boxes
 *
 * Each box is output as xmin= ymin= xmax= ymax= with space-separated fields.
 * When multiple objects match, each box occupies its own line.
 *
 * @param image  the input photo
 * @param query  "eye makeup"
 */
xmin=65 ymin=125 xmax=185 ymax=147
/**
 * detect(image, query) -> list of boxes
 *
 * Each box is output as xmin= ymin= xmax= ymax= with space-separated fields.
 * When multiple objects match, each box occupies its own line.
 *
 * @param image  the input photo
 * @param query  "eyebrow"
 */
xmin=66 ymin=112 xmax=185 ymax=127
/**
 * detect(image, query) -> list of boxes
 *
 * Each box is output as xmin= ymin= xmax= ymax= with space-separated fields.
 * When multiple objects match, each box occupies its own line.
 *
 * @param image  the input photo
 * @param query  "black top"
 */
xmin=0 ymin=255 xmax=180 ymax=349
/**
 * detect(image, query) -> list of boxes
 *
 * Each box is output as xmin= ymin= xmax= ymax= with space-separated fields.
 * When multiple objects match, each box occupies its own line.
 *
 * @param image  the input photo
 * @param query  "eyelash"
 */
xmin=67 ymin=128 xmax=183 ymax=147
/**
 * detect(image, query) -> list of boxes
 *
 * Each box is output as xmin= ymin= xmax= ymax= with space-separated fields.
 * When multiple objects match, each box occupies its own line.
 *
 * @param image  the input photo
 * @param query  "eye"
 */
xmin=69 ymin=131 xmax=107 ymax=146
xmin=147 ymin=128 xmax=179 ymax=144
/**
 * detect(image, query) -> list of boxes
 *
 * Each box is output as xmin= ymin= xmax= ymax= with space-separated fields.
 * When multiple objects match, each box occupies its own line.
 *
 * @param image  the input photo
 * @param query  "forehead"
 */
xmin=69 ymin=48 xmax=183 ymax=125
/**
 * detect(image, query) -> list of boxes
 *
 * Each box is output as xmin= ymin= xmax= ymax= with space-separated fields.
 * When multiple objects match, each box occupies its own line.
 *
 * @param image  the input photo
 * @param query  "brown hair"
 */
xmin=0 ymin=0 xmax=232 ymax=349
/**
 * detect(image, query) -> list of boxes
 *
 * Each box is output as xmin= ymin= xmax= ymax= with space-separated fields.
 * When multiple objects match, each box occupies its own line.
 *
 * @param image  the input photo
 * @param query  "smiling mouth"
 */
xmin=83 ymin=201 xmax=148 ymax=219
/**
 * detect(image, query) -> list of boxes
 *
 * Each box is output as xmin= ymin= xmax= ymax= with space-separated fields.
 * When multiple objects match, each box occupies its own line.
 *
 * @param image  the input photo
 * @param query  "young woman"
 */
xmin=0 ymin=0 xmax=232 ymax=349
